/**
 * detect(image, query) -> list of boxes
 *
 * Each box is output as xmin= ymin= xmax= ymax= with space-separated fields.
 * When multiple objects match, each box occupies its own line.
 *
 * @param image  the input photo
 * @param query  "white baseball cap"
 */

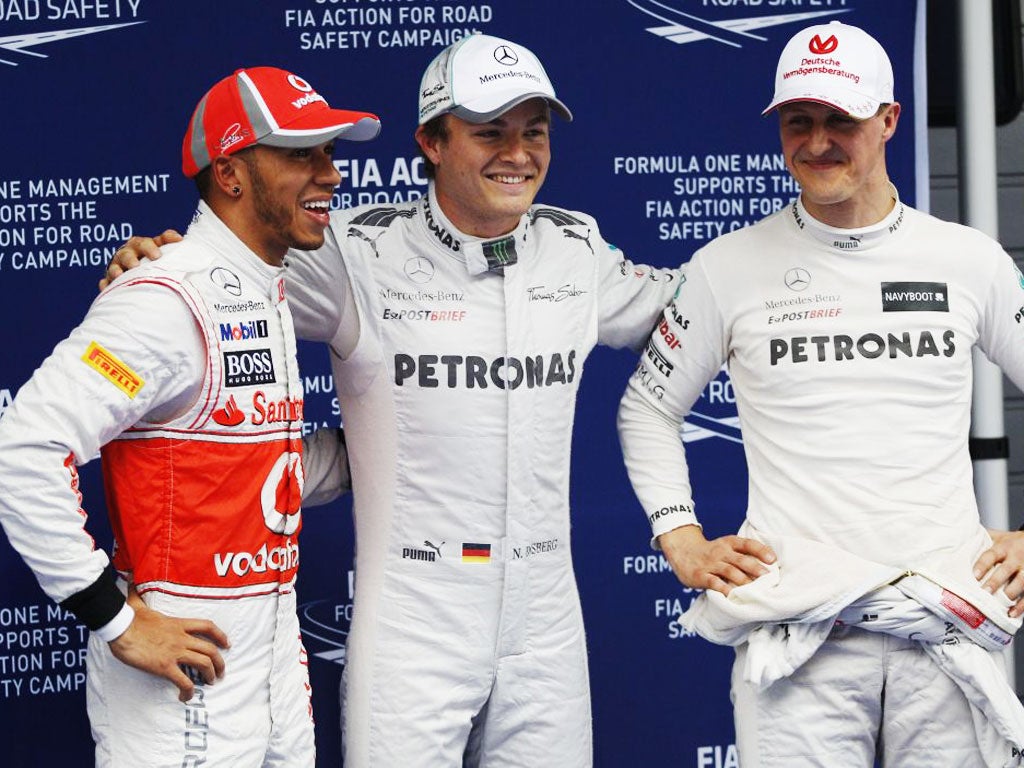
xmin=763 ymin=21 xmax=894 ymax=119
xmin=418 ymin=33 xmax=573 ymax=124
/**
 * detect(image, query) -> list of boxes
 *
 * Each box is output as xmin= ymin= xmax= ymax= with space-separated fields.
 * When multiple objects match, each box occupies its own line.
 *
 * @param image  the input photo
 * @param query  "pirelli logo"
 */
xmin=81 ymin=342 xmax=144 ymax=399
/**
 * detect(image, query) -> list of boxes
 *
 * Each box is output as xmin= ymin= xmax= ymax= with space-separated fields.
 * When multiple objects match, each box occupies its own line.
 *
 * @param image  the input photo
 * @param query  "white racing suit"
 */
xmin=0 ymin=202 xmax=347 ymax=767
xmin=285 ymin=183 xmax=679 ymax=766
xmin=618 ymin=196 xmax=1024 ymax=766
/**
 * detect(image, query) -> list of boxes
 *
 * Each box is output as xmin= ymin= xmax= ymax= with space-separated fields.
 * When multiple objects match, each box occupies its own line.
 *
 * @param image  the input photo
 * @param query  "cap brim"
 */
xmin=451 ymin=92 xmax=573 ymax=124
xmin=260 ymin=110 xmax=381 ymax=147
xmin=762 ymin=93 xmax=881 ymax=120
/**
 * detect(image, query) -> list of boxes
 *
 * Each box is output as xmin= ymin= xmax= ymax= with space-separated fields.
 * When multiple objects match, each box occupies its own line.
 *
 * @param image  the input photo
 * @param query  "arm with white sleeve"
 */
xmin=967 ymin=243 xmax=1024 ymax=617
xmin=590 ymin=223 xmax=682 ymax=350
xmin=301 ymin=425 xmax=350 ymax=507
xmin=0 ymin=282 xmax=227 ymax=700
xmin=617 ymin=251 xmax=775 ymax=595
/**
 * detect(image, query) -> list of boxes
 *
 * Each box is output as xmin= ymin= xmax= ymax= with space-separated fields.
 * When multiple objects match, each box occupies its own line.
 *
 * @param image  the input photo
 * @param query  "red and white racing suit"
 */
xmin=618 ymin=196 xmax=1024 ymax=766
xmin=284 ymin=183 xmax=680 ymax=767
xmin=0 ymin=202 xmax=346 ymax=768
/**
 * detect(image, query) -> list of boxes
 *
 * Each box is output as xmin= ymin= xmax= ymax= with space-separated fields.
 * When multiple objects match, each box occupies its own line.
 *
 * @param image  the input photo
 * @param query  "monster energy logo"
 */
xmin=482 ymin=236 xmax=517 ymax=270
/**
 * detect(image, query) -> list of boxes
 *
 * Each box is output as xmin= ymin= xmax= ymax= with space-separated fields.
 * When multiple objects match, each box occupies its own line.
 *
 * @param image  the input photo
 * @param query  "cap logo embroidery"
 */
xmin=287 ymin=74 xmax=314 ymax=93
xmin=493 ymin=45 xmax=518 ymax=66
xmin=809 ymin=34 xmax=838 ymax=55
xmin=220 ymin=123 xmax=249 ymax=151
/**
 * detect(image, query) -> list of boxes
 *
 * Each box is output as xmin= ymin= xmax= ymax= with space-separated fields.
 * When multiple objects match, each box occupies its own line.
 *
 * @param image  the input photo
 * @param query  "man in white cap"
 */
xmin=0 ymin=66 xmax=376 ymax=766
xmin=104 ymin=34 xmax=679 ymax=767
xmin=619 ymin=20 xmax=1024 ymax=766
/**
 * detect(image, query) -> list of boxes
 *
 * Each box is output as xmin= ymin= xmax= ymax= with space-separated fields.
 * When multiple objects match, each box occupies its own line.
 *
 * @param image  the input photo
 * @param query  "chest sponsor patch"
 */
xmin=224 ymin=348 xmax=276 ymax=388
xmin=881 ymin=282 xmax=949 ymax=312
xmin=81 ymin=341 xmax=144 ymax=399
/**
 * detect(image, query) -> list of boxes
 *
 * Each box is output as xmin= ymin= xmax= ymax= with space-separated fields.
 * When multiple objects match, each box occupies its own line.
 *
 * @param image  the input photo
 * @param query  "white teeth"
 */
xmin=492 ymin=175 xmax=526 ymax=184
xmin=303 ymin=200 xmax=329 ymax=211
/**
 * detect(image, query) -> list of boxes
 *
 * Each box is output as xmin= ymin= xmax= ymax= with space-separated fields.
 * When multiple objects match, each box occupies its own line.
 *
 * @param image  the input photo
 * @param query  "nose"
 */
xmin=805 ymin=122 xmax=832 ymax=155
xmin=497 ymin=134 xmax=529 ymax=165
xmin=317 ymin=152 xmax=342 ymax=187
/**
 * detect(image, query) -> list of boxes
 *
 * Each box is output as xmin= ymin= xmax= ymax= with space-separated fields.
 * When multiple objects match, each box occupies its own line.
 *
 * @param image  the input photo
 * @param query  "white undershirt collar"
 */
xmin=790 ymin=188 xmax=906 ymax=252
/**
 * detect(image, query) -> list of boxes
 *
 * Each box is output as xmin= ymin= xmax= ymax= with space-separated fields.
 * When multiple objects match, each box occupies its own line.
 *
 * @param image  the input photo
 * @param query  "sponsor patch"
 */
xmin=81 ymin=341 xmax=143 ymax=399
xmin=224 ymin=349 xmax=276 ymax=388
xmin=462 ymin=543 xmax=491 ymax=563
xmin=881 ymin=282 xmax=949 ymax=312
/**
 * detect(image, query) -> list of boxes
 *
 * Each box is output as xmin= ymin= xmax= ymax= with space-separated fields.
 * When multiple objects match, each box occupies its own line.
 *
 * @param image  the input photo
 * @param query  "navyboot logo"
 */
xmin=881 ymin=282 xmax=949 ymax=313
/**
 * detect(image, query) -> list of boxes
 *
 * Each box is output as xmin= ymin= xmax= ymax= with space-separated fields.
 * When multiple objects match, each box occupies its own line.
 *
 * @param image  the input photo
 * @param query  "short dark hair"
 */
xmin=194 ymin=166 xmax=213 ymax=202
xmin=417 ymin=115 xmax=449 ymax=179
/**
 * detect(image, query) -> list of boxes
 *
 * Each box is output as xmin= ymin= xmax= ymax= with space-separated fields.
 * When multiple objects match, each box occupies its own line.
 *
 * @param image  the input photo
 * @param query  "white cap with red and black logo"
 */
xmin=417 ymin=33 xmax=572 ymax=125
xmin=763 ymin=21 xmax=894 ymax=119
xmin=182 ymin=66 xmax=381 ymax=178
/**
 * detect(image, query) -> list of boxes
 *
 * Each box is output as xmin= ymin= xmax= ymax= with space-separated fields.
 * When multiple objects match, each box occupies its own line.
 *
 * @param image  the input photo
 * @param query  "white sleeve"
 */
xmin=976 ymin=245 xmax=1024 ymax=389
xmin=593 ymin=226 xmax=683 ymax=351
xmin=0 ymin=283 xmax=204 ymax=635
xmin=301 ymin=426 xmax=350 ymax=508
xmin=286 ymin=223 xmax=360 ymax=357
xmin=617 ymin=251 xmax=728 ymax=544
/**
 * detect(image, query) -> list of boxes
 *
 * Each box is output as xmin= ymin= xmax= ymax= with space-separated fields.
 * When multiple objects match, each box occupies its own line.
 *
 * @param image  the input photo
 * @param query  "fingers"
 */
xmin=188 ymin=635 xmax=226 ymax=680
xmin=702 ymin=574 xmax=732 ymax=597
xmin=155 ymin=229 xmax=184 ymax=246
xmin=973 ymin=552 xmax=996 ymax=581
xmin=167 ymin=666 xmax=196 ymax=703
xmin=734 ymin=537 xmax=777 ymax=566
xmin=180 ymin=648 xmax=221 ymax=686
xmin=185 ymin=619 xmax=230 ymax=650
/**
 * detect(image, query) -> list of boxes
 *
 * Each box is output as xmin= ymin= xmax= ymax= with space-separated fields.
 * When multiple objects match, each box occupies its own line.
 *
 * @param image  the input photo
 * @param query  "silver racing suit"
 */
xmin=286 ymin=183 xmax=679 ymax=767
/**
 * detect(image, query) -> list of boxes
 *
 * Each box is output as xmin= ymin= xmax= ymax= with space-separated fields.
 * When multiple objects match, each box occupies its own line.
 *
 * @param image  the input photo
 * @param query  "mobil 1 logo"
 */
xmin=224 ymin=349 xmax=276 ymax=387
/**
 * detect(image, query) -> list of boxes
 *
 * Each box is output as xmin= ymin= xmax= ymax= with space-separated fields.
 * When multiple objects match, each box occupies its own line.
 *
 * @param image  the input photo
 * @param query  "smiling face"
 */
xmin=778 ymin=100 xmax=900 ymax=228
xmin=416 ymin=98 xmax=551 ymax=238
xmin=233 ymin=140 xmax=341 ymax=263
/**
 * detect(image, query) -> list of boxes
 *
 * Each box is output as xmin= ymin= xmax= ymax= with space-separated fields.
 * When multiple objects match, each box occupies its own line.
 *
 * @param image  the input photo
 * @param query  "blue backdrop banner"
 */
xmin=0 ymin=1 xmax=923 ymax=765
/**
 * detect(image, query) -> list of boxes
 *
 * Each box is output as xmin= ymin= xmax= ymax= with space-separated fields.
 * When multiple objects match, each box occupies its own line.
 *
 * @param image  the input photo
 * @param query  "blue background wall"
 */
xmin=0 ymin=1 xmax=922 ymax=764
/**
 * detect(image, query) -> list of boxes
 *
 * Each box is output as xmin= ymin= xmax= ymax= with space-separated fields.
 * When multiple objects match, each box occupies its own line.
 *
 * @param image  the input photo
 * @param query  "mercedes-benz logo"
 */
xmin=784 ymin=267 xmax=811 ymax=292
xmin=404 ymin=256 xmax=435 ymax=284
xmin=493 ymin=45 xmax=518 ymax=66
xmin=210 ymin=267 xmax=242 ymax=296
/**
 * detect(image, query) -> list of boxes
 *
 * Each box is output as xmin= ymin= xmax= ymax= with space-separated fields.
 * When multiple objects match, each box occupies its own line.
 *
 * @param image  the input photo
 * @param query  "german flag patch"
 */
xmin=462 ymin=543 xmax=491 ymax=563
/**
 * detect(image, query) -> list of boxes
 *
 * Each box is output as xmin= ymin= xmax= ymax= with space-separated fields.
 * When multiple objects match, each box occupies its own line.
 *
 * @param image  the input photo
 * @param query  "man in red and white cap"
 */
xmin=620 ymin=21 xmax=1024 ymax=766
xmin=0 ymin=66 xmax=377 ymax=766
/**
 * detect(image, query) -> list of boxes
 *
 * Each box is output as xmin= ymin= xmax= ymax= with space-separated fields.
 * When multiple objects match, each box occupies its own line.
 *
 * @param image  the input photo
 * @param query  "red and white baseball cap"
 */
xmin=418 ymin=33 xmax=572 ymax=125
xmin=763 ymin=21 xmax=894 ymax=119
xmin=182 ymin=67 xmax=381 ymax=178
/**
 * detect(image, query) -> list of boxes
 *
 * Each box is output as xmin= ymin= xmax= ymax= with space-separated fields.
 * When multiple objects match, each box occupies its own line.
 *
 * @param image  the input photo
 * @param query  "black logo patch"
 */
xmin=224 ymin=349 xmax=276 ymax=387
xmin=881 ymin=282 xmax=949 ymax=312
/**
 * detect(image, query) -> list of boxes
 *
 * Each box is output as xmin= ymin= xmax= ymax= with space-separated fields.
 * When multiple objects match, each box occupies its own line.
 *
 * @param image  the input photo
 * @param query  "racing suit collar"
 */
xmin=422 ymin=182 xmax=532 ymax=276
xmin=187 ymin=200 xmax=287 ymax=285
xmin=790 ymin=185 xmax=905 ymax=253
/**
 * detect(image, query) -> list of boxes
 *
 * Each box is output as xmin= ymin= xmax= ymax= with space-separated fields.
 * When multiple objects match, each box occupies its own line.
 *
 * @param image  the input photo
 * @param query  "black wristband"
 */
xmin=59 ymin=565 xmax=126 ymax=631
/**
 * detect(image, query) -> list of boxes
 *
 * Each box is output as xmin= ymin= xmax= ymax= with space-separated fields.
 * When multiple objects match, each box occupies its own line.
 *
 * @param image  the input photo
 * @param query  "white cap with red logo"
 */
xmin=763 ymin=21 xmax=894 ymax=119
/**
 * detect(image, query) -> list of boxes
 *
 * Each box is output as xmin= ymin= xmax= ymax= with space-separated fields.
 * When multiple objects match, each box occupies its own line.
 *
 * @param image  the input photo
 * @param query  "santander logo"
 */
xmin=212 ymin=395 xmax=246 ymax=427
xmin=809 ymin=34 xmax=838 ymax=55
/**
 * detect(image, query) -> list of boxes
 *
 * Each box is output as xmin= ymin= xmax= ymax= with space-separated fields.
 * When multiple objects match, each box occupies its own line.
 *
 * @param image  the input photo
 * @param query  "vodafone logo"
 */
xmin=809 ymin=34 xmax=838 ymax=55
xmin=262 ymin=451 xmax=304 ymax=535
xmin=287 ymin=74 xmax=314 ymax=93
xmin=214 ymin=541 xmax=299 ymax=578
